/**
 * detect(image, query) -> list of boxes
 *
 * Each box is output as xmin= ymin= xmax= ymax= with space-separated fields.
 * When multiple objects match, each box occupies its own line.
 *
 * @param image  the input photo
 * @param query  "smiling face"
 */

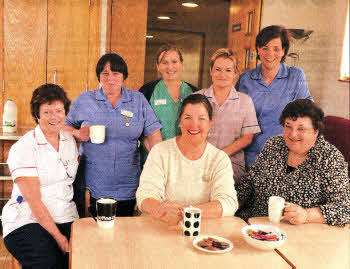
xmin=283 ymin=116 xmax=319 ymax=156
xmin=258 ymin=37 xmax=285 ymax=72
xmin=38 ymin=100 xmax=66 ymax=135
xmin=179 ymin=103 xmax=212 ymax=146
xmin=99 ymin=62 xmax=124 ymax=96
xmin=210 ymin=57 xmax=238 ymax=90
xmin=157 ymin=50 xmax=183 ymax=81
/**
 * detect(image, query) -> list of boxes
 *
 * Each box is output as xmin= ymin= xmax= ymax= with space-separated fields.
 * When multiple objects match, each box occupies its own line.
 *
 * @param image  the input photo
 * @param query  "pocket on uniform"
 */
xmin=118 ymin=115 xmax=143 ymax=137
xmin=37 ymin=166 xmax=50 ymax=186
xmin=56 ymin=184 xmax=74 ymax=201
xmin=85 ymin=160 xmax=115 ymax=187
xmin=117 ymin=159 xmax=140 ymax=185
xmin=90 ymin=112 xmax=113 ymax=127
xmin=2 ymin=203 xmax=18 ymax=222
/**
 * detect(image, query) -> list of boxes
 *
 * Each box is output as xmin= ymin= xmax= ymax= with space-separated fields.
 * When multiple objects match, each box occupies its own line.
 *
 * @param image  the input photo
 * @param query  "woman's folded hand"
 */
xmin=155 ymin=201 xmax=183 ymax=226
xmin=283 ymin=203 xmax=308 ymax=225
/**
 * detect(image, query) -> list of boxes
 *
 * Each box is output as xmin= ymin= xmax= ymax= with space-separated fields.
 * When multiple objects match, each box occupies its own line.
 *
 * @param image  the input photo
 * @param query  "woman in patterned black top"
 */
xmin=236 ymin=99 xmax=350 ymax=226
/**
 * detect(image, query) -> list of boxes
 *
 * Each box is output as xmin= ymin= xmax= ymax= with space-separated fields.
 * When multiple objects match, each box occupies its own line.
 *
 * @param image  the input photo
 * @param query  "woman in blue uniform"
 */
xmin=65 ymin=53 xmax=162 ymax=217
xmin=236 ymin=25 xmax=313 ymax=166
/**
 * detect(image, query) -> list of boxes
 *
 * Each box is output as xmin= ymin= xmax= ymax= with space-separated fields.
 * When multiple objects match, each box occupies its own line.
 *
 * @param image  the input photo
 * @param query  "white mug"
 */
xmin=90 ymin=125 xmax=106 ymax=144
xmin=268 ymin=196 xmax=285 ymax=223
xmin=182 ymin=207 xmax=201 ymax=236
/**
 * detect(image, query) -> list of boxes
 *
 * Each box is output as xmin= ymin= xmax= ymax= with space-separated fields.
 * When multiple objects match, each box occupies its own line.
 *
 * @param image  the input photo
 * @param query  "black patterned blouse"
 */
xmin=236 ymin=135 xmax=350 ymax=226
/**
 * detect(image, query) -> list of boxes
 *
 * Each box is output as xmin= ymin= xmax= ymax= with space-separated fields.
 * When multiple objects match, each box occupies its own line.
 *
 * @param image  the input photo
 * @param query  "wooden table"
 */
xmin=70 ymin=216 xmax=290 ymax=269
xmin=249 ymin=217 xmax=350 ymax=269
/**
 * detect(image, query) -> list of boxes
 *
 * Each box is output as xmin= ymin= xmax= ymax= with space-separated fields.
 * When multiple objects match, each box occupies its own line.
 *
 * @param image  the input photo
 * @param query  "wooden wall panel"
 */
xmin=4 ymin=0 xmax=47 ymax=127
xmin=3 ymin=140 xmax=11 ymax=172
xmin=88 ymin=0 xmax=102 ymax=91
xmin=110 ymin=0 xmax=148 ymax=90
xmin=228 ymin=0 xmax=262 ymax=72
xmin=0 ymin=141 xmax=3 ymax=175
xmin=0 ymin=140 xmax=15 ymax=220
xmin=47 ymin=0 xmax=90 ymax=102
xmin=0 ymin=0 xmax=4 ymax=124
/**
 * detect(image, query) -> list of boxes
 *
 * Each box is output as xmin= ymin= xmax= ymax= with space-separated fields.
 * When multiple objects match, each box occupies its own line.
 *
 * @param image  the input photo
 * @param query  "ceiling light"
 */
xmin=146 ymin=35 xmax=154 ymax=39
xmin=182 ymin=2 xmax=199 ymax=8
xmin=157 ymin=16 xmax=170 ymax=20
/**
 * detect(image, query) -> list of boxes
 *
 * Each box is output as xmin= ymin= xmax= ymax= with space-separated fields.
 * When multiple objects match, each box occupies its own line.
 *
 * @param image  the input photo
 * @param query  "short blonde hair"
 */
xmin=209 ymin=48 xmax=239 ymax=74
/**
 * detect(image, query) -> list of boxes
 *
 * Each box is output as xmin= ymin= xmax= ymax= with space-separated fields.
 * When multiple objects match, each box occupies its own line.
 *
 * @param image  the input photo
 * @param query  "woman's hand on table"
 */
xmin=284 ymin=203 xmax=308 ymax=225
xmin=154 ymin=201 xmax=183 ymax=226
xmin=72 ymin=125 xmax=90 ymax=141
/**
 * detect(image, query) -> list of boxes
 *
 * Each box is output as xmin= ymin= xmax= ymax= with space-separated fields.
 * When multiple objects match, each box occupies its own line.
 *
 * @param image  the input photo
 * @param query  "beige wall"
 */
xmin=262 ymin=0 xmax=350 ymax=118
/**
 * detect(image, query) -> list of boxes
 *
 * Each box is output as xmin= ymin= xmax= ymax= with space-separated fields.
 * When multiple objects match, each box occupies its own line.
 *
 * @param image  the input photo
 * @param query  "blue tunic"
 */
xmin=236 ymin=63 xmax=313 ymax=166
xmin=66 ymin=87 xmax=162 ymax=200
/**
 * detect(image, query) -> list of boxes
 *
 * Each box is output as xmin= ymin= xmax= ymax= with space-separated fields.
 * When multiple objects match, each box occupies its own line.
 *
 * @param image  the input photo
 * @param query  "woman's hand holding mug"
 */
xmin=72 ymin=125 xmax=90 ymax=141
xmin=283 ymin=203 xmax=308 ymax=225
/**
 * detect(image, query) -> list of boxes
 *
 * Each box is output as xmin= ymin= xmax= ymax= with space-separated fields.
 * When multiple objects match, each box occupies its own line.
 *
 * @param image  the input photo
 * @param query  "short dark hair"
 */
xmin=96 ymin=53 xmax=128 ymax=82
xmin=30 ymin=84 xmax=71 ymax=124
xmin=279 ymin=99 xmax=324 ymax=135
xmin=156 ymin=44 xmax=183 ymax=64
xmin=256 ymin=25 xmax=290 ymax=63
xmin=176 ymin=94 xmax=213 ymax=136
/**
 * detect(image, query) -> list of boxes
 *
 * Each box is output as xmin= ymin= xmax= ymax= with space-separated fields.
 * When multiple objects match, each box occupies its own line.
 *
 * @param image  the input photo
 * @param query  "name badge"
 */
xmin=154 ymin=99 xmax=167 ymax=105
xmin=121 ymin=110 xmax=133 ymax=117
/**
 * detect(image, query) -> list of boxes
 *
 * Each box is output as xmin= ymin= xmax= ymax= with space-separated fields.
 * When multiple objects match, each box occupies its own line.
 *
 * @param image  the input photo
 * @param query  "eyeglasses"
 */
xmin=284 ymin=125 xmax=315 ymax=135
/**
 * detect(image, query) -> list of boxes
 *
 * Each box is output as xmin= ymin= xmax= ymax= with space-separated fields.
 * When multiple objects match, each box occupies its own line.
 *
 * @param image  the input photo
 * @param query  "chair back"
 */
xmin=323 ymin=115 xmax=350 ymax=176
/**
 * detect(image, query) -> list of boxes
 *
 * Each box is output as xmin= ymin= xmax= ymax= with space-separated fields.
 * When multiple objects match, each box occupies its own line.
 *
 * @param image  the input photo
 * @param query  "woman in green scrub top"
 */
xmin=139 ymin=44 xmax=197 ymax=141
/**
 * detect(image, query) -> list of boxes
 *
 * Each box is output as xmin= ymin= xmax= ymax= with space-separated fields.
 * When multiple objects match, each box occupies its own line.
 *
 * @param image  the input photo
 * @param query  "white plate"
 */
xmin=193 ymin=235 xmax=233 ymax=254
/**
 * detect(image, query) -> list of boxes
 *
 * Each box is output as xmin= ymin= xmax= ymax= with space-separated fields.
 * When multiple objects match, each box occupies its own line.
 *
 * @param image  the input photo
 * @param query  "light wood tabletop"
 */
xmin=70 ymin=216 xmax=291 ymax=269
xmin=248 ymin=217 xmax=350 ymax=269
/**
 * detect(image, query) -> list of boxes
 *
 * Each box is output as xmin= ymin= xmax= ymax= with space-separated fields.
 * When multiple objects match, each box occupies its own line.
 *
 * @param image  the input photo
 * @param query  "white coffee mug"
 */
xmin=90 ymin=125 xmax=106 ymax=144
xmin=268 ymin=196 xmax=285 ymax=223
xmin=182 ymin=206 xmax=201 ymax=236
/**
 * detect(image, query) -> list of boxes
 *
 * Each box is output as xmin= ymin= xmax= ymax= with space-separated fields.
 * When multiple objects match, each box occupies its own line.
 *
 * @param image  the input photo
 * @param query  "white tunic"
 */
xmin=136 ymin=138 xmax=238 ymax=216
xmin=2 ymin=125 xmax=79 ymax=238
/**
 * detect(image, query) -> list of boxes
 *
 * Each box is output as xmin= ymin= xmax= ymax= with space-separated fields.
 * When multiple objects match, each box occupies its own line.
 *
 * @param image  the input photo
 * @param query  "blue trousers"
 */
xmin=4 ymin=222 xmax=72 ymax=269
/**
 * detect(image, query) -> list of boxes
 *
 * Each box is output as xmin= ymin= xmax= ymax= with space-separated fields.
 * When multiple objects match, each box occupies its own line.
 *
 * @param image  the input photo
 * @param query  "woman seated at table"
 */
xmin=136 ymin=94 xmax=238 ymax=225
xmin=2 ymin=84 xmax=79 ymax=268
xmin=196 ymin=48 xmax=260 ymax=184
xmin=236 ymin=99 xmax=350 ymax=226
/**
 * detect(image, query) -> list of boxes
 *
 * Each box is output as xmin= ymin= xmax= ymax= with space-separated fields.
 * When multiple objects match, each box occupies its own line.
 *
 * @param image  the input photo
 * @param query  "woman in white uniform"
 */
xmin=2 ymin=84 xmax=78 ymax=269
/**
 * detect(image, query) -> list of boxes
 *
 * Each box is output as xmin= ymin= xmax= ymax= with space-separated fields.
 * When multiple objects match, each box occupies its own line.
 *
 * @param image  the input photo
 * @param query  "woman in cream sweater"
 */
xmin=136 ymin=94 xmax=238 ymax=225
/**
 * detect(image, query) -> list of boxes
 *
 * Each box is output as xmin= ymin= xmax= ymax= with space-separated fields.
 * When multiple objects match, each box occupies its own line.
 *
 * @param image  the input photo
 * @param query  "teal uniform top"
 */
xmin=150 ymin=80 xmax=193 ymax=140
xmin=139 ymin=79 xmax=197 ymax=165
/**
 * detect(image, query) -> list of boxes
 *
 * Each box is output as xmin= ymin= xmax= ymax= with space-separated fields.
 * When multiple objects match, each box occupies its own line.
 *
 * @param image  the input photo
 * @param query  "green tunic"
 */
xmin=150 ymin=80 xmax=193 ymax=140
